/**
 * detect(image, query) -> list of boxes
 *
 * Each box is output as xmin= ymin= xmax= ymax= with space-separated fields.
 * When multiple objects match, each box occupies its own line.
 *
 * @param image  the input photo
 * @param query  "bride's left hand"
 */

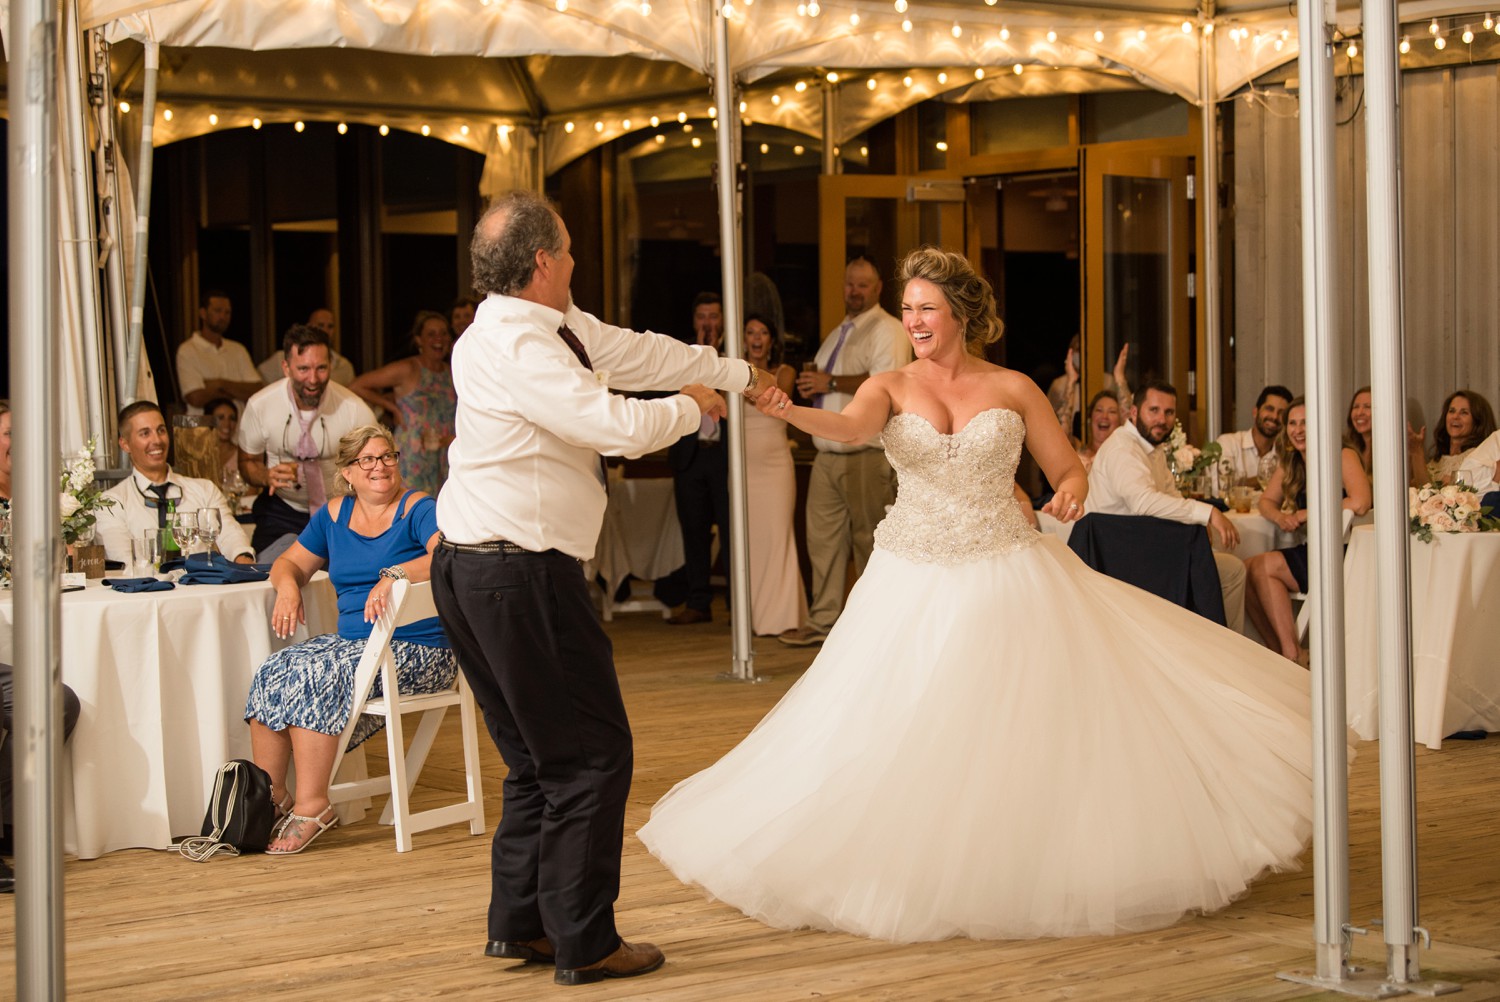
xmin=1042 ymin=491 xmax=1084 ymax=523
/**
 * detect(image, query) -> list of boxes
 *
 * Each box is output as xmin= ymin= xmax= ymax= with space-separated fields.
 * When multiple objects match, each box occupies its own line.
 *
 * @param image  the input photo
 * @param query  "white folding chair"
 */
xmin=1293 ymin=508 xmax=1357 ymax=643
xmin=327 ymin=578 xmax=485 ymax=851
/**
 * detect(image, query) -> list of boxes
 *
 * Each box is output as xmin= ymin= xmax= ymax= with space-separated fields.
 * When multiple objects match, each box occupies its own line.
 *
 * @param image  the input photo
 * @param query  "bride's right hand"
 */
xmin=757 ymin=387 xmax=793 ymax=419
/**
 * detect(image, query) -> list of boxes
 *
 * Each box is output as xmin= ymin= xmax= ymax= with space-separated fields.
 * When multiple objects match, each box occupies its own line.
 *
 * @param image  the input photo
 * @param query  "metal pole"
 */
xmin=1364 ymin=2 xmax=1441 ymax=993
xmin=124 ymin=40 xmax=160 ymax=405
xmin=821 ymin=80 xmax=837 ymax=176
xmin=1197 ymin=3 xmax=1223 ymax=440
xmin=9 ymin=0 xmax=68 ymax=994
xmin=92 ymin=33 xmax=134 ymax=408
xmin=1277 ymin=1 xmax=1355 ymax=991
xmin=60 ymin=3 xmax=109 ymax=447
xmin=712 ymin=4 xmax=759 ymax=682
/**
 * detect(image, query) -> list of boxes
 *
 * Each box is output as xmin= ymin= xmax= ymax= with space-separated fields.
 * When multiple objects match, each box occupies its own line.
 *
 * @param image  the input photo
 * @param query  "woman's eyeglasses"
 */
xmin=350 ymin=451 xmax=401 ymax=470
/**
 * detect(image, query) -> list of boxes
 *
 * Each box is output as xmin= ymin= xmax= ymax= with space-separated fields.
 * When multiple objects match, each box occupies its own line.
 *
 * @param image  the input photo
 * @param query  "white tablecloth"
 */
xmin=1344 ymin=525 xmax=1500 ymax=748
xmin=1223 ymin=509 xmax=1298 ymax=562
xmin=0 ymin=574 xmax=337 ymax=857
xmin=588 ymin=477 xmax=684 ymax=617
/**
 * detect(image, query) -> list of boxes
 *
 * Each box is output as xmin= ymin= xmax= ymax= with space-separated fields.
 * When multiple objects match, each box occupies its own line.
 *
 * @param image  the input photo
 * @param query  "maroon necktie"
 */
xmin=558 ymin=324 xmax=608 ymax=486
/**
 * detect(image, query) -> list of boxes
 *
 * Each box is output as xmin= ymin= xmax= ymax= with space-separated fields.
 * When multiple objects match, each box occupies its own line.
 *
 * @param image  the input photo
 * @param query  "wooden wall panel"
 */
xmin=1453 ymin=64 xmax=1500 ymax=403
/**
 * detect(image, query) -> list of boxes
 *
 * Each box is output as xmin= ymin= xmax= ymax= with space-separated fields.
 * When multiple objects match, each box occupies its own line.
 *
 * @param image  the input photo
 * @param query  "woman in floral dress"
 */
xmin=349 ymin=310 xmax=457 ymax=494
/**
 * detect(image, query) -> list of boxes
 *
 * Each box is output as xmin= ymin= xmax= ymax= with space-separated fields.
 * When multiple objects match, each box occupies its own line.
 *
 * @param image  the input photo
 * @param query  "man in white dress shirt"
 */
xmin=1215 ymin=384 xmax=1293 ymax=486
xmin=176 ymin=290 xmax=263 ymax=415
xmin=430 ymin=190 xmax=776 ymax=985
xmin=95 ymin=401 xmax=255 ymax=565
xmin=1088 ymin=381 xmax=1247 ymax=632
xmin=256 ymin=307 xmax=357 ymax=387
xmin=779 ymin=256 xmax=908 ymax=647
xmin=237 ymin=325 xmax=375 ymax=554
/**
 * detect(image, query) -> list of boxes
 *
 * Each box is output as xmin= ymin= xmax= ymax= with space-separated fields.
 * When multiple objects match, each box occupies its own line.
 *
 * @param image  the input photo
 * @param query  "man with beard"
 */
xmin=256 ymin=307 xmax=358 ymax=387
xmin=238 ymin=325 xmax=375 ymax=555
xmin=177 ymin=289 xmax=264 ymax=414
xmin=1087 ymin=380 xmax=1247 ymax=632
xmin=778 ymin=256 xmax=908 ymax=647
xmin=1216 ymin=384 xmax=1293 ymax=486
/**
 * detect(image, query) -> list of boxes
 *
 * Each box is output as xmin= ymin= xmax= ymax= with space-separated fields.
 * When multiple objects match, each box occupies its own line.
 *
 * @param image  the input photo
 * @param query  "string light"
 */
xmin=952 ymin=23 xmax=962 ymax=38
xmin=209 ymin=113 xmax=219 ymax=126
xmin=691 ymin=136 xmax=702 ymax=147
xmin=708 ymin=105 xmax=717 ymax=116
xmin=378 ymin=124 xmax=389 ymax=135
xmin=809 ymin=1 xmax=820 ymax=14
xmin=1399 ymin=36 xmax=1410 ymax=53
xmin=252 ymin=117 xmax=263 ymax=129
xmin=1435 ymin=34 xmax=1446 ymax=48
xmin=825 ymin=72 xmax=838 ymax=84
xmin=974 ymin=68 xmax=985 ymax=79
xmin=1462 ymin=26 xmax=1474 ymax=43
xmin=593 ymin=121 xmax=603 ymax=132
xmin=759 ymin=143 xmax=770 ymax=153
xmin=893 ymin=0 xmax=906 ymax=12
xmin=794 ymin=81 xmax=808 ymax=92
xmin=655 ymin=134 xmax=665 ymax=143
xmin=162 ymin=108 xmax=173 ymax=121
xmin=1000 ymin=26 xmax=1010 ymax=41
xmin=903 ymin=75 xmax=913 ymax=87
xmin=1485 ymin=13 xmax=1494 ymax=29
xmin=771 ymin=94 xmax=781 ymax=105
xmin=1346 ymin=42 xmax=1357 ymax=58
xmin=849 ymin=12 xmax=859 ymax=25
xmin=1274 ymin=37 xmax=1284 ymax=51
xmin=555 ymin=0 xmax=567 ymax=10
xmin=683 ymin=123 xmax=694 ymax=132
xmin=295 ymin=120 xmax=305 ymax=132
xmin=1046 ymin=29 xmax=1057 ymax=43
xmin=1013 ymin=63 xmax=1024 ymax=74
xmin=1137 ymin=28 xmax=1146 ymax=41
xmin=860 ymin=145 xmax=868 ymax=156
xmin=901 ymin=19 xmax=911 ymax=31
xmin=1429 ymin=18 xmax=1439 ymax=33
xmin=935 ymin=141 xmax=949 ymax=151
xmin=937 ymin=72 xmax=948 ymax=84
xmin=1181 ymin=21 xmax=1193 ymax=33
xmin=650 ymin=115 xmax=661 ymax=126
xmin=119 ymin=101 xmax=131 ymax=113
xmin=460 ymin=124 xmax=470 ymax=136
xmin=420 ymin=124 xmax=431 ymax=136
xmin=564 ymin=121 xmax=575 ymax=133
xmin=867 ymin=78 xmax=877 ymax=90
xmin=736 ymin=102 xmax=746 ymax=114
xmin=793 ymin=144 xmax=805 ymax=155
xmin=1094 ymin=30 xmax=1104 ymax=42
xmin=640 ymin=0 xmax=651 ymax=12
xmin=678 ymin=111 xmax=689 ymax=122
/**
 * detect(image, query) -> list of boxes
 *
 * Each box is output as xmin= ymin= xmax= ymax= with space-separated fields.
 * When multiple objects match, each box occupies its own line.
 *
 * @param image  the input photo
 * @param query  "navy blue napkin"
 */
xmin=104 ymin=577 xmax=176 ymax=593
xmin=179 ymin=552 xmax=271 ymax=585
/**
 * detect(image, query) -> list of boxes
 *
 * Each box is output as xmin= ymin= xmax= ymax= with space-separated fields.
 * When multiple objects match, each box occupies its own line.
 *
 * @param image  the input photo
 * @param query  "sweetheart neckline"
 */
xmin=890 ymin=407 xmax=1021 ymax=439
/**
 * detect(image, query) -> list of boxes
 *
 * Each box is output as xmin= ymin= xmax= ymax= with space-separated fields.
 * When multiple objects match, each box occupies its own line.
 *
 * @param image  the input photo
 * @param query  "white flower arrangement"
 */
xmin=1408 ymin=482 xmax=1498 ymax=543
xmin=1166 ymin=422 xmax=1221 ymax=478
xmin=60 ymin=438 xmax=116 ymax=545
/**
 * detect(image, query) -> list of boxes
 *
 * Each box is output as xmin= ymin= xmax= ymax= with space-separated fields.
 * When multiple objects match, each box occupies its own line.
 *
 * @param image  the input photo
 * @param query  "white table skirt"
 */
xmin=0 ymin=574 xmax=337 ymax=857
xmin=588 ymin=477 xmax=685 ymax=598
xmin=1344 ymin=525 xmax=1500 ymax=748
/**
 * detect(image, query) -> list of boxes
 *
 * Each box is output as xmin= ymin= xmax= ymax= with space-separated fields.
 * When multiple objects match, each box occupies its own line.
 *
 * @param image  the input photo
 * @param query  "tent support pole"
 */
xmin=1197 ymin=1 xmax=1222 ymax=439
xmin=123 ymin=40 xmax=159 ymax=405
xmin=713 ymin=5 xmax=761 ymax=683
xmin=8 ymin=0 xmax=68 ymax=995
xmin=1277 ymin=4 xmax=1365 ymax=994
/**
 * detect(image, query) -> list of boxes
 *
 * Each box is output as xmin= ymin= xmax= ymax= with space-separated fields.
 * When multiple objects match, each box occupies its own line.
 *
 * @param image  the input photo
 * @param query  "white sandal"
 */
xmin=267 ymin=806 xmax=337 ymax=855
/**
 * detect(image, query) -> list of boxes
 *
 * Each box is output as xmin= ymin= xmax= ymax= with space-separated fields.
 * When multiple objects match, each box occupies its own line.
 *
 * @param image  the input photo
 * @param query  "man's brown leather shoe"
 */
xmin=485 ymin=937 xmax=555 ymax=965
xmin=666 ymin=607 xmax=712 ymax=625
xmin=553 ymin=939 xmax=665 ymax=985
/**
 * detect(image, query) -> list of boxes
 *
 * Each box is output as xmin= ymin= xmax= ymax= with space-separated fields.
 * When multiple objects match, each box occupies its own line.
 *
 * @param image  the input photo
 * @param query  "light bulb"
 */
xmin=683 ymin=123 xmax=693 ymax=133
xmin=807 ymin=0 xmax=819 ymax=15
xmin=901 ymin=18 xmax=911 ymax=31
xmin=1429 ymin=18 xmax=1439 ymax=33
xmin=623 ymin=118 xmax=633 ymax=129
xmin=903 ymin=75 xmax=913 ymax=86
xmin=564 ymin=121 xmax=575 ymax=133
xmin=849 ymin=12 xmax=859 ymax=25
xmin=893 ymin=0 xmax=906 ymax=11
xmin=162 ymin=108 xmax=173 ymax=121
xmin=952 ymin=23 xmax=962 ymax=38
xmin=650 ymin=115 xmax=660 ymax=126
xmin=555 ymin=0 xmax=567 ymax=10
xmin=119 ymin=101 xmax=131 ymax=114
xmin=209 ymin=113 xmax=219 ymax=126
xmin=1182 ymin=21 xmax=1193 ymax=33
xmin=1346 ymin=42 xmax=1357 ymax=58
xmin=691 ymin=137 xmax=702 ymax=147
xmin=759 ymin=143 xmax=770 ymax=153
xmin=860 ymin=146 xmax=868 ymax=156
xmin=1202 ymin=22 xmax=1213 ymax=35
xmin=825 ymin=71 xmax=838 ymax=83
xmin=655 ymin=134 xmax=665 ymax=144
xmin=1000 ymin=26 xmax=1010 ymax=41
xmin=707 ymin=105 xmax=717 ymax=117
xmin=1399 ymin=36 xmax=1410 ymax=53
xmin=1485 ymin=13 xmax=1494 ymax=29
xmin=938 ymin=72 xmax=948 ymax=84
xmin=337 ymin=122 xmax=348 ymax=134
xmin=1047 ymin=29 xmax=1057 ymax=42
xmin=295 ymin=120 xmax=306 ymax=132
xmin=421 ymin=124 xmax=431 ymax=136
xmin=1013 ymin=63 xmax=1023 ymax=74
xmin=795 ymin=81 xmax=808 ymax=92
xmin=678 ymin=111 xmax=688 ymax=122
xmin=1462 ymin=26 xmax=1474 ymax=43
xmin=867 ymin=78 xmax=877 ymax=90
xmin=1275 ymin=38 xmax=1284 ymax=51
xmin=1435 ymin=35 xmax=1446 ymax=48
xmin=771 ymin=94 xmax=781 ymax=105
xmin=1093 ymin=30 xmax=1104 ymax=42
xmin=793 ymin=144 xmax=805 ymax=155
xmin=1137 ymin=28 xmax=1146 ymax=41
xmin=593 ymin=121 xmax=603 ymax=132
xmin=974 ymin=68 xmax=985 ymax=79
xmin=252 ymin=117 xmax=263 ymax=129
xmin=935 ymin=141 xmax=948 ymax=151
xmin=640 ymin=0 xmax=651 ymax=12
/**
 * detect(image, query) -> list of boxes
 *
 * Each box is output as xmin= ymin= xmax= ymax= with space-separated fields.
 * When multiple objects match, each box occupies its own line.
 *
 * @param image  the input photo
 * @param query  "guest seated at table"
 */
xmin=1216 ymin=384 xmax=1293 ymax=486
xmin=1344 ymin=385 xmax=1426 ymax=487
xmin=1087 ymin=380 xmax=1247 ymax=632
xmin=1075 ymin=388 xmax=1123 ymax=472
xmin=1457 ymin=429 xmax=1500 ymax=496
xmin=1245 ymin=398 xmax=1372 ymax=665
xmin=95 ymin=401 xmax=255 ymax=565
xmin=0 ymin=661 xmax=81 ymax=892
xmin=1428 ymin=390 xmax=1496 ymax=485
xmin=244 ymin=425 xmax=457 ymax=854
xmin=0 ymin=399 xmax=11 ymax=507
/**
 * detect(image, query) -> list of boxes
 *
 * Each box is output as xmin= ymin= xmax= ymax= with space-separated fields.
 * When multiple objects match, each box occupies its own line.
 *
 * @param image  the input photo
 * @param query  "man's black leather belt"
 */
xmin=438 ymin=536 xmax=532 ymax=555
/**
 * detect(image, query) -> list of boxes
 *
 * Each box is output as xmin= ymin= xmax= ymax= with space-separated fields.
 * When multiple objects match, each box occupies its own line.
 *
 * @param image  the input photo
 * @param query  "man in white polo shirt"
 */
xmin=176 ymin=290 xmax=263 ymax=414
xmin=237 ymin=325 xmax=375 ymax=554
xmin=1215 ymin=384 xmax=1293 ymax=486
xmin=95 ymin=400 xmax=255 ymax=565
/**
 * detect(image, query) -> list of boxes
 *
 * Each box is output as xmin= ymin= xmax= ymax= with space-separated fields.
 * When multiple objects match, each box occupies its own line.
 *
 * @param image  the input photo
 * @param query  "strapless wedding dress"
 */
xmin=638 ymin=408 xmax=1323 ymax=941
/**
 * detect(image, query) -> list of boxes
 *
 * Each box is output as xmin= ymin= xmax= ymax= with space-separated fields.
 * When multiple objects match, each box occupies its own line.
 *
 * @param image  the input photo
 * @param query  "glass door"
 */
xmin=1081 ymin=149 xmax=1192 ymax=425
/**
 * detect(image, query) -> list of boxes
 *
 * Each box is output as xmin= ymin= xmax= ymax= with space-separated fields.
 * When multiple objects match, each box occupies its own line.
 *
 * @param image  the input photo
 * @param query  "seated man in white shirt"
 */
xmin=1088 ymin=380 xmax=1247 ymax=633
xmin=1215 ymin=384 xmax=1293 ymax=486
xmin=95 ymin=401 xmax=255 ymax=566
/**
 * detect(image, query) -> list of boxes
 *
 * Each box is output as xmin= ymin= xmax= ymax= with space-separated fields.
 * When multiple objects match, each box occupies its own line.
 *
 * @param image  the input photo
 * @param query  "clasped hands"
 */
xmin=681 ymin=367 xmax=779 ymax=425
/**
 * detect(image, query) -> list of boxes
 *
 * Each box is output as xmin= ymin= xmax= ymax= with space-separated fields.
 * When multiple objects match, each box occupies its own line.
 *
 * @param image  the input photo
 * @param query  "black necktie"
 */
xmin=147 ymin=483 xmax=174 ymax=529
xmin=557 ymin=324 xmax=609 ymax=487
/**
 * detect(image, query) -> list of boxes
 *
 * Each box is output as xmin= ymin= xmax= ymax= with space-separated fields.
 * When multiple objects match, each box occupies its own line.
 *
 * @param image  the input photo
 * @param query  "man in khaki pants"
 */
xmin=780 ymin=257 xmax=908 ymax=647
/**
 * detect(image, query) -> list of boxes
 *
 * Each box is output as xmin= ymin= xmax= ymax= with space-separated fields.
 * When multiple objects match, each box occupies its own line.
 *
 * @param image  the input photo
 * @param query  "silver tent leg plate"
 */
xmin=1277 ymin=967 xmax=1410 ymax=998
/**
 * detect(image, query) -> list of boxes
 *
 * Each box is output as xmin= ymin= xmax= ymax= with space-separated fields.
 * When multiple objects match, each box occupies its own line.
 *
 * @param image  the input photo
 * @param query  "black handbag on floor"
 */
xmin=177 ymin=759 xmax=278 ymax=861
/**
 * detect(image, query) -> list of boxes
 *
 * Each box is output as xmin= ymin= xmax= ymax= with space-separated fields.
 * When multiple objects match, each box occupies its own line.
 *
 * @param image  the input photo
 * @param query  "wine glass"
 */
xmin=220 ymin=467 xmax=246 ymax=512
xmin=1256 ymin=452 xmax=1280 ymax=491
xmin=197 ymin=508 xmax=223 ymax=555
xmin=171 ymin=510 xmax=200 ymax=555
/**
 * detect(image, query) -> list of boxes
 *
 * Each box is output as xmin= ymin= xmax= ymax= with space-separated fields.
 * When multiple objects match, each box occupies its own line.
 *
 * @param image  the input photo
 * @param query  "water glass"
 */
xmin=197 ymin=507 xmax=222 ymax=555
xmin=1256 ymin=452 xmax=1280 ymax=491
xmin=133 ymin=532 xmax=161 ymax=576
xmin=170 ymin=510 xmax=200 ymax=553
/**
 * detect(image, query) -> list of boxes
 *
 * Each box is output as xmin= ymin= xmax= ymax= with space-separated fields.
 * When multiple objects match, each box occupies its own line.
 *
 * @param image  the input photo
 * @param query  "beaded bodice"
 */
xmin=874 ymin=408 xmax=1039 ymax=565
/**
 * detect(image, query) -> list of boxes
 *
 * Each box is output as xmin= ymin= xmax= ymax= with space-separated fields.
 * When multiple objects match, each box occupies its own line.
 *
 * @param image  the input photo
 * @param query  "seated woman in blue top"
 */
xmin=245 ymin=424 xmax=457 ymax=854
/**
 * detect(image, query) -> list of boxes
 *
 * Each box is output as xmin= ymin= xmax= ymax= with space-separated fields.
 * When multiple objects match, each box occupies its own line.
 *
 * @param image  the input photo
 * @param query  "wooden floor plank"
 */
xmin=2 ymin=612 xmax=1498 ymax=1000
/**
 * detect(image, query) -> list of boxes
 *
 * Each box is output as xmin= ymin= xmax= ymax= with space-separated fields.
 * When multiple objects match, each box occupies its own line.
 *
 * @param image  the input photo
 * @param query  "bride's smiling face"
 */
xmin=901 ymin=279 xmax=961 ymax=358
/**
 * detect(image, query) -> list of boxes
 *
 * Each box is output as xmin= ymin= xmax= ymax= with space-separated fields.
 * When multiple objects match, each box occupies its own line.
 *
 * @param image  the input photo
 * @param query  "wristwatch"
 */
xmin=379 ymin=565 xmax=408 ymax=582
xmin=746 ymin=364 xmax=763 ymax=393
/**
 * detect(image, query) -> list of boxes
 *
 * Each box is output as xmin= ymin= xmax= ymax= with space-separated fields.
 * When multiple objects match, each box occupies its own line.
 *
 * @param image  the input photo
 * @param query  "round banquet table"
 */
xmin=0 ymin=573 xmax=337 ymax=858
xmin=1344 ymin=525 xmax=1500 ymax=748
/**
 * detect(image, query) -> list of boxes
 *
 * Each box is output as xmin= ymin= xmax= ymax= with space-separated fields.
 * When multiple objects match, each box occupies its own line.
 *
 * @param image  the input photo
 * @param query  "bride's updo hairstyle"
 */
xmin=897 ymin=246 xmax=1004 ymax=346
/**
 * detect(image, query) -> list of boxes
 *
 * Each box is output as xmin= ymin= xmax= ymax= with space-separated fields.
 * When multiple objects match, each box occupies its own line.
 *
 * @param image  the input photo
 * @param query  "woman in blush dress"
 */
xmin=349 ymin=310 xmax=457 ymax=495
xmin=639 ymin=247 xmax=1327 ymax=943
xmin=741 ymin=313 xmax=806 ymax=636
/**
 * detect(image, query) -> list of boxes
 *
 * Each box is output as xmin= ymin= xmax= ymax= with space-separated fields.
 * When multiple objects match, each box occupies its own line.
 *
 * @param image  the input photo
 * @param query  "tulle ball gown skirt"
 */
xmin=638 ymin=535 xmax=1323 ymax=942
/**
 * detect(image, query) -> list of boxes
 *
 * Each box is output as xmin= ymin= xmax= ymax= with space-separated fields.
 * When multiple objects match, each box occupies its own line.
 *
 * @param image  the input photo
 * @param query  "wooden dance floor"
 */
xmin=2 ymin=613 xmax=1499 ymax=1000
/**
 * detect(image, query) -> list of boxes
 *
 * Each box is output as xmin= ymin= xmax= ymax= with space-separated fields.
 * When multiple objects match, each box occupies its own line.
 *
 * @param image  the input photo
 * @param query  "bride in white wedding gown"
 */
xmin=637 ymin=247 xmax=1322 ymax=942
